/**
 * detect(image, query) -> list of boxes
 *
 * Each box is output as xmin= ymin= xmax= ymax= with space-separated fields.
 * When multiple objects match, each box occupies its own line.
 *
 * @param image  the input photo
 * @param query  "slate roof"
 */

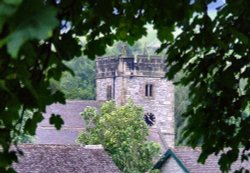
xmin=148 ymin=127 xmax=167 ymax=153
xmin=154 ymin=147 xmax=250 ymax=173
xmin=36 ymin=100 xmax=102 ymax=144
xmin=13 ymin=144 xmax=121 ymax=173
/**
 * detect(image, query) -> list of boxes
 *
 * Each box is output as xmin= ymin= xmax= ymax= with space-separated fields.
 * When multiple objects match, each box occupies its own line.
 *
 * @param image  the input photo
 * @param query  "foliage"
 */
xmin=77 ymin=101 xmax=160 ymax=173
xmin=105 ymin=25 xmax=161 ymax=57
xmin=105 ymin=41 xmax=141 ymax=56
xmin=0 ymin=1 xmax=69 ymax=171
xmin=11 ymin=110 xmax=34 ymax=144
xmin=1 ymin=0 xmax=250 ymax=172
xmin=163 ymin=1 xmax=250 ymax=172
xmin=174 ymin=72 xmax=190 ymax=145
xmin=50 ymin=56 xmax=96 ymax=100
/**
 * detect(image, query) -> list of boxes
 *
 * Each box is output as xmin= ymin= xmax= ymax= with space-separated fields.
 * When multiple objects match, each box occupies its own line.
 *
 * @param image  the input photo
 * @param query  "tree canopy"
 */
xmin=50 ymin=56 xmax=96 ymax=100
xmin=77 ymin=100 xmax=160 ymax=173
xmin=1 ymin=0 xmax=250 ymax=172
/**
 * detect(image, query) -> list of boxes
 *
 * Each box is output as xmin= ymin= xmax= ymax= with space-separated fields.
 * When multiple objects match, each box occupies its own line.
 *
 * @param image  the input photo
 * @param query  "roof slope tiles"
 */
xmin=155 ymin=147 xmax=250 ymax=173
xmin=173 ymin=147 xmax=250 ymax=173
xmin=13 ymin=144 xmax=120 ymax=173
xmin=36 ymin=100 xmax=102 ymax=144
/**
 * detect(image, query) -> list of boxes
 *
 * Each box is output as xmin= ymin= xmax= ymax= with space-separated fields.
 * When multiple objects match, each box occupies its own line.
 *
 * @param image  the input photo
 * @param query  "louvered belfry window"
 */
xmin=145 ymin=84 xmax=153 ymax=97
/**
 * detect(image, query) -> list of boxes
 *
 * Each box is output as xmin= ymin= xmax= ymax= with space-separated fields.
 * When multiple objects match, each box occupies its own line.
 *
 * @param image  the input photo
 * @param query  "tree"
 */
xmin=77 ymin=101 xmax=160 ymax=173
xmin=50 ymin=56 xmax=96 ymax=100
xmin=174 ymin=72 xmax=190 ymax=145
xmin=11 ymin=110 xmax=34 ymax=144
xmin=1 ymin=0 xmax=249 ymax=172
xmin=164 ymin=1 xmax=250 ymax=172
xmin=105 ymin=25 xmax=161 ymax=56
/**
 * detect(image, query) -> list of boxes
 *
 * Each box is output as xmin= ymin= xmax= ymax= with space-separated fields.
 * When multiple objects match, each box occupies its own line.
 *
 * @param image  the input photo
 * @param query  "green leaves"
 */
xmin=50 ymin=56 xmax=96 ymax=100
xmin=0 ymin=151 xmax=17 ymax=170
xmin=218 ymin=149 xmax=239 ymax=172
xmin=0 ymin=0 xmax=249 ymax=172
xmin=3 ymin=0 xmax=22 ymax=5
xmin=24 ymin=112 xmax=44 ymax=136
xmin=164 ymin=1 xmax=250 ymax=172
xmin=77 ymin=101 xmax=160 ymax=173
xmin=0 ymin=0 xmax=77 ymax=171
xmin=54 ymin=33 xmax=81 ymax=60
xmin=0 ymin=1 xmax=21 ymax=32
xmin=157 ymin=26 xmax=174 ymax=42
xmin=49 ymin=114 xmax=64 ymax=130
xmin=7 ymin=1 xmax=58 ymax=58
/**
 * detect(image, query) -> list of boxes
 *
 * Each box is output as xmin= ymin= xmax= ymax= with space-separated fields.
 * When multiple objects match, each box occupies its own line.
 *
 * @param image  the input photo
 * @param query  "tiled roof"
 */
xmin=155 ymin=147 xmax=250 ymax=173
xmin=36 ymin=100 xmax=102 ymax=144
xmin=148 ymin=128 xmax=167 ymax=153
xmin=173 ymin=147 xmax=221 ymax=173
xmin=13 ymin=144 xmax=121 ymax=173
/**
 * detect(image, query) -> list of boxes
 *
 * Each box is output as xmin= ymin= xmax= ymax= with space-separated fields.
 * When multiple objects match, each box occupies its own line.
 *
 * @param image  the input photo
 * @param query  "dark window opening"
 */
xmin=126 ymin=60 xmax=134 ymax=70
xmin=107 ymin=85 xmax=112 ymax=100
xmin=145 ymin=84 xmax=153 ymax=97
xmin=149 ymin=84 xmax=153 ymax=96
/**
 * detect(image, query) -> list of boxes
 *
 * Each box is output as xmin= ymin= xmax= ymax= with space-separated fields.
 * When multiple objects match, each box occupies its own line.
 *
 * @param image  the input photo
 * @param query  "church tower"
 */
xmin=96 ymin=55 xmax=175 ymax=148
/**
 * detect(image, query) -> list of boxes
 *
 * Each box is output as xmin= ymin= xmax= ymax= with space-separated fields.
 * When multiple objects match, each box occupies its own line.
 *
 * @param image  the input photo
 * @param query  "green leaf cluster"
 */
xmin=50 ymin=56 xmax=96 ymax=100
xmin=77 ymin=100 xmax=160 ymax=173
xmin=0 ymin=1 xmax=83 ymax=171
xmin=154 ymin=1 xmax=250 ymax=172
xmin=11 ymin=109 xmax=34 ymax=144
xmin=1 ymin=0 xmax=250 ymax=172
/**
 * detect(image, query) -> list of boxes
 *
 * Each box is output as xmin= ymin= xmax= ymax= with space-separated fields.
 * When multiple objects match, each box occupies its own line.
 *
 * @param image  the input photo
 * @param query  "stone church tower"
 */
xmin=96 ymin=55 xmax=175 ymax=148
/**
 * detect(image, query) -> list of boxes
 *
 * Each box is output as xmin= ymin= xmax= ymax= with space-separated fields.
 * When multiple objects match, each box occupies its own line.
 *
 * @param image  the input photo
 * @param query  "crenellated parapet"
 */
xmin=96 ymin=55 xmax=166 ymax=79
xmin=96 ymin=54 xmax=175 ymax=149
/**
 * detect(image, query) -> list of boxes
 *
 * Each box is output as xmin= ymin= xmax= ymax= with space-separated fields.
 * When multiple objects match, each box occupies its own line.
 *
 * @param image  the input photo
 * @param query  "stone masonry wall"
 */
xmin=124 ymin=76 xmax=175 ymax=147
xmin=96 ymin=56 xmax=118 ymax=78
xmin=96 ymin=55 xmax=175 ymax=148
xmin=96 ymin=78 xmax=114 ymax=101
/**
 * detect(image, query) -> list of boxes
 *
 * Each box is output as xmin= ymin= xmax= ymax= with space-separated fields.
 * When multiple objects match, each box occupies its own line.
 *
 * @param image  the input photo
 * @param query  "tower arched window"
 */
xmin=145 ymin=84 xmax=153 ymax=97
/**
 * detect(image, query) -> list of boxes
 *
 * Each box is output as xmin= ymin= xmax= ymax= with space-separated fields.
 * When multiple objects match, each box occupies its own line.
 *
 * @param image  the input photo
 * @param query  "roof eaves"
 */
xmin=153 ymin=149 xmax=190 ymax=173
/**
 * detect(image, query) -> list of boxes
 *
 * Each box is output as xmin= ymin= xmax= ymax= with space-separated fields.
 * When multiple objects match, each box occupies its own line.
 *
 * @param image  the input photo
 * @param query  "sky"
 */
xmin=208 ymin=0 xmax=225 ymax=19
xmin=142 ymin=0 xmax=227 ymax=49
xmin=208 ymin=0 xmax=225 ymax=11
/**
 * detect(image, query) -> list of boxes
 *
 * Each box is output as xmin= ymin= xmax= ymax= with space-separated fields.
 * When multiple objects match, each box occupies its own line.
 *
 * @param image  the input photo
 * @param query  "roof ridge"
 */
xmin=65 ymin=100 xmax=102 ymax=102
xmin=174 ymin=146 xmax=202 ymax=151
xmin=84 ymin=144 xmax=103 ymax=149
xmin=16 ymin=144 xmax=105 ymax=148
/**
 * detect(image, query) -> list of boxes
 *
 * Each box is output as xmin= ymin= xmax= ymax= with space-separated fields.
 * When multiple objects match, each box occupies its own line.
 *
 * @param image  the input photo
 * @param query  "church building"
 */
xmin=36 ymin=55 xmax=175 ymax=150
xmin=96 ymin=55 xmax=175 ymax=148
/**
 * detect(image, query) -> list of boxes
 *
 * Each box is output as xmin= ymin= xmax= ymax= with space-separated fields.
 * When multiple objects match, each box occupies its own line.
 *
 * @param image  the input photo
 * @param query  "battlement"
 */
xmin=96 ymin=55 xmax=166 ymax=79
xmin=96 ymin=54 xmax=175 ymax=148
